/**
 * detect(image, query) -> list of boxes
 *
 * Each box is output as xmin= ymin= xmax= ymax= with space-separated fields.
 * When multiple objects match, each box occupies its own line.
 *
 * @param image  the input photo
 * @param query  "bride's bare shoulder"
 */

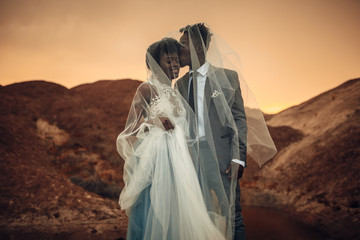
xmin=137 ymin=82 xmax=153 ymax=102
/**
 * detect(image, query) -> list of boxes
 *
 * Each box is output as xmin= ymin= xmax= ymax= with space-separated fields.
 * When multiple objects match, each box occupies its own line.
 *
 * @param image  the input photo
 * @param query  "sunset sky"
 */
xmin=1 ymin=0 xmax=359 ymax=113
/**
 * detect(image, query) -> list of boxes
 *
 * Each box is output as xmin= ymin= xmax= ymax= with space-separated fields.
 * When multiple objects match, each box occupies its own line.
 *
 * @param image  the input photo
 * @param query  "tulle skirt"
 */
xmin=119 ymin=125 xmax=226 ymax=240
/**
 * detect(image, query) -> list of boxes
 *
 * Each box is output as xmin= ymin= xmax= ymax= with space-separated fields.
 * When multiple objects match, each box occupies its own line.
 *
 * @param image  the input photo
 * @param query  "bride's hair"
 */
xmin=146 ymin=38 xmax=180 ymax=69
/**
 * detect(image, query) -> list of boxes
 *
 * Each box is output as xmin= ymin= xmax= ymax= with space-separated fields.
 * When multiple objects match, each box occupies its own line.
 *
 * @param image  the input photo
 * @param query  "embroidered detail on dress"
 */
xmin=148 ymin=82 xmax=186 ymax=119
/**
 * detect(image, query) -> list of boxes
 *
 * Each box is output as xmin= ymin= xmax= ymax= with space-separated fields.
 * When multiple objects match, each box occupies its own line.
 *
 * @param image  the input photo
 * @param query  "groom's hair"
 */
xmin=180 ymin=23 xmax=212 ymax=50
xmin=146 ymin=38 xmax=180 ymax=69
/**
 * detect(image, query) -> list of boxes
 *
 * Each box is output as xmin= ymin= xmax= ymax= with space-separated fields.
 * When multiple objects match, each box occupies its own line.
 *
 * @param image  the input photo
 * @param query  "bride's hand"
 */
xmin=159 ymin=117 xmax=175 ymax=130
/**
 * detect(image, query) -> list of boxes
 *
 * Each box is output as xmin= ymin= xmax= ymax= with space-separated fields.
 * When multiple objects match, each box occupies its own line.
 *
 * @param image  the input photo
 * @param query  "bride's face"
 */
xmin=159 ymin=52 xmax=180 ymax=80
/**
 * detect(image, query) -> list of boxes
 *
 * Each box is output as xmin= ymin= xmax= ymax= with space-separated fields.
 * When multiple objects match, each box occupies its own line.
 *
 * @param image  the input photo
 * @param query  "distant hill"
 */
xmin=0 ymin=79 xmax=141 ymax=238
xmin=0 ymin=78 xmax=359 ymax=239
xmin=241 ymin=78 xmax=360 ymax=239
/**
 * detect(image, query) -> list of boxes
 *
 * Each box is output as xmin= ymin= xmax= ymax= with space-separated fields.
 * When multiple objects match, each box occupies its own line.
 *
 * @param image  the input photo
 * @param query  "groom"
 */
xmin=175 ymin=23 xmax=247 ymax=239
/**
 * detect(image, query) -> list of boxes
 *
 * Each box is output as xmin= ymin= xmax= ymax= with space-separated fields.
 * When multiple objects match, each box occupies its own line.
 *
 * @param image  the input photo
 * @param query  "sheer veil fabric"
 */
xmin=170 ymin=24 xmax=277 ymax=168
xmin=117 ymin=39 xmax=227 ymax=239
xmin=171 ymin=23 xmax=277 ymax=239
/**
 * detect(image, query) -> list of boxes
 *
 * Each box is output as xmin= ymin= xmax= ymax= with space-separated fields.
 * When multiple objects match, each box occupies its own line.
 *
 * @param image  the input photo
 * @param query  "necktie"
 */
xmin=189 ymin=72 xmax=195 ymax=112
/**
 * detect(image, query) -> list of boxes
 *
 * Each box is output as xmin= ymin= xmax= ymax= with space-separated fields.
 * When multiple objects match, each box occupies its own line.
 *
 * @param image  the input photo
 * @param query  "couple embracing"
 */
xmin=116 ymin=23 xmax=277 ymax=240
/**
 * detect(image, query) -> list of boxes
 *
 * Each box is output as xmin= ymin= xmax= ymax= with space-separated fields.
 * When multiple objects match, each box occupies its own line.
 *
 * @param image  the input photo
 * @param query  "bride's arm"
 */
xmin=131 ymin=84 xmax=151 ymax=132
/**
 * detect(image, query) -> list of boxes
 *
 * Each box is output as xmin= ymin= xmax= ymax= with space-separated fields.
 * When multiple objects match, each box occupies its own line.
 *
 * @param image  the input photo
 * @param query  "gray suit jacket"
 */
xmin=176 ymin=65 xmax=247 ymax=171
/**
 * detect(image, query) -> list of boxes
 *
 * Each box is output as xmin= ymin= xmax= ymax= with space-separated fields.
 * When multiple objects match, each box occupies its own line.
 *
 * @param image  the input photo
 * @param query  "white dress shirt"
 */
xmin=188 ymin=62 xmax=245 ymax=167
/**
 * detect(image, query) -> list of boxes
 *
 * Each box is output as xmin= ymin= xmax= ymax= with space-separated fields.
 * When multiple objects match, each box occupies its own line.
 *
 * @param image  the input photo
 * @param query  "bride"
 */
xmin=116 ymin=38 xmax=226 ymax=240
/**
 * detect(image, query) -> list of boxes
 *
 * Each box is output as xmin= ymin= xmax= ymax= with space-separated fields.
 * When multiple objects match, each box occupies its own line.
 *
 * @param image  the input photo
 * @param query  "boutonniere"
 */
xmin=211 ymin=90 xmax=221 ymax=98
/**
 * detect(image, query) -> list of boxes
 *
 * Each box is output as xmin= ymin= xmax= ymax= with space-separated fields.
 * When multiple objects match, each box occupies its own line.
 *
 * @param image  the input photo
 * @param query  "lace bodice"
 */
xmin=148 ymin=82 xmax=186 ymax=120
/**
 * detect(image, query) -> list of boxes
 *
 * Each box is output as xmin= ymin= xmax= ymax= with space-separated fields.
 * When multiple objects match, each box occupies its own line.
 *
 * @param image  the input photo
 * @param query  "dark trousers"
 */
xmin=199 ymin=141 xmax=246 ymax=240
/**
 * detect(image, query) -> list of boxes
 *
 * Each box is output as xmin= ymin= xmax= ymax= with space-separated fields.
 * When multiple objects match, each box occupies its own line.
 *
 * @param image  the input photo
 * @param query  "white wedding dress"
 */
xmin=117 ymin=81 xmax=226 ymax=240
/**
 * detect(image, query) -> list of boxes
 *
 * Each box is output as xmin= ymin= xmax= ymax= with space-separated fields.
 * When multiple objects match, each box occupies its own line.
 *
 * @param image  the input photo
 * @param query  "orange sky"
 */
xmin=1 ymin=0 xmax=359 ymax=113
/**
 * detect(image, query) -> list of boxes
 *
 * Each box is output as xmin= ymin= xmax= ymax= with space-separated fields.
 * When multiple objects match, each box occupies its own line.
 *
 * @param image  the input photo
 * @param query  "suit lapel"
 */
xmin=204 ymin=65 xmax=216 ymax=112
xmin=178 ymin=72 xmax=190 ymax=101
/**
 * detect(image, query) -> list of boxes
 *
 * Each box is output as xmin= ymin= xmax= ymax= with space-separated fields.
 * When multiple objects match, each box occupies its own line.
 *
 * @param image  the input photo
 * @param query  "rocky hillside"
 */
xmin=241 ymin=78 xmax=360 ymax=239
xmin=0 ymin=79 xmax=141 ymax=239
xmin=0 ymin=78 xmax=359 ymax=239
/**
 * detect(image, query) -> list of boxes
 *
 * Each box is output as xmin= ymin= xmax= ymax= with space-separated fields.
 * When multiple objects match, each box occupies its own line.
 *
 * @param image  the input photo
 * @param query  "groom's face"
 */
xmin=179 ymin=32 xmax=191 ymax=67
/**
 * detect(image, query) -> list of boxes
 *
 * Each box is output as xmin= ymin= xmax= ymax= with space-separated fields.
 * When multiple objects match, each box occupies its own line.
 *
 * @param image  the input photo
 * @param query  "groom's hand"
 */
xmin=237 ymin=165 xmax=244 ymax=179
xmin=159 ymin=117 xmax=174 ymax=130
xmin=226 ymin=164 xmax=244 ymax=179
